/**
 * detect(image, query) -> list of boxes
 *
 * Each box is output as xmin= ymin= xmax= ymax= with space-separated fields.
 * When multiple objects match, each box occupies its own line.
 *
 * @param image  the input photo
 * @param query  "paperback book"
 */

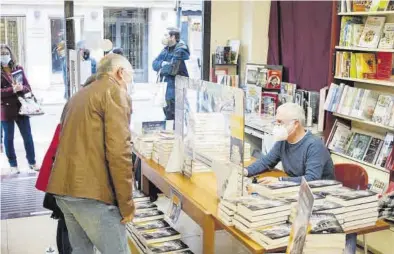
xmin=147 ymin=239 xmax=190 ymax=254
xmin=139 ymin=227 xmax=181 ymax=244
xmin=133 ymin=209 xmax=165 ymax=223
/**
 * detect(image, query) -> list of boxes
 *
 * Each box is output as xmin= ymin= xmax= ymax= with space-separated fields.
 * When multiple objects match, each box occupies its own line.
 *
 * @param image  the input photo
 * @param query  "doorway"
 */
xmin=0 ymin=16 xmax=26 ymax=69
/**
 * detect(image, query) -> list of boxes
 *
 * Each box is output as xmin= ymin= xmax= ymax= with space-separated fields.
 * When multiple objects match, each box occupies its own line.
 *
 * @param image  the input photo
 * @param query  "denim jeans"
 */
xmin=2 ymin=116 xmax=36 ymax=167
xmin=56 ymin=196 xmax=130 ymax=254
xmin=345 ymin=233 xmax=357 ymax=254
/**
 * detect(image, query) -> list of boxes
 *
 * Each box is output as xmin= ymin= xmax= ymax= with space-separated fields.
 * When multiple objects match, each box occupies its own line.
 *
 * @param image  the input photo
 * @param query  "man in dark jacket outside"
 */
xmin=152 ymin=27 xmax=190 ymax=120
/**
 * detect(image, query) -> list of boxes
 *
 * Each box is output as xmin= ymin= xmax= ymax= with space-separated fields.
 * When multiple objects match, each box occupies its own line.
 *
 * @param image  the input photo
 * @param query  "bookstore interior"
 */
xmin=128 ymin=1 xmax=394 ymax=254
xmin=3 ymin=0 xmax=394 ymax=254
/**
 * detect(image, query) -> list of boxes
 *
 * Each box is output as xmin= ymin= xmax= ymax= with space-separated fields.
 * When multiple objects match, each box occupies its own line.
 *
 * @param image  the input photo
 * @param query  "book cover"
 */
xmin=266 ymin=67 xmax=283 ymax=90
xmin=308 ymin=180 xmax=342 ymax=189
xmin=355 ymin=53 xmax=377 ymax=79
xmin=372 ymin=94 xmax=394 ymax=124
xmin=328 ymin=190 xmax=376 ymax=202
xmin=148 ymin=239 xmax=189 ymax=253
xmin=135 ymin=202 xmax=158 ymax=211
xmin=256 ymin=223 xmax=292 ymax=240
xmin=134 ymin=209 xmax=164 ymax=220
xmin=227 ymin=39 xmax=240 ymax=64
xmin=279 ymin=82 xmax=296 ymax=104
xmin=361 ymin=90 xmax=380 ymax=120
xmin=240 ymin=198 xmax=289 ymax=212
xmin=263 ymin=181 xmax=300 ymax=190
xmin=339 ymin=17 xmax=363 ymax=46
xmin=132 ymin=219 xmax=171 ymax=231
xmin=358 ymin=16 xmax=386 ymax=48
xmin=351 ymin=24 xmax=365 ymax=47
xmin=140 ymin=227 xmax=181 ymax=243
xmin=377 ymin=52 xmax=393 ymax=80
xmin=370 ymin=0 xmax=390 ymax=11
xmin=378 ymin=23 xmax=394 ymax=49
xmin=245 ymin=64 xmax=267 ymax=87
xmin=323 ymin=83 xmax=339 ymax=112
xmin=309 ymin=213 xmax=344 ymax=234
xmin=11 ymin=70 xmax=24 ymax=87
xmin=327 ymin=122 xmax=352 ymax=153
xmin=376 ymin=133 xmax=394 ymax=167
xmin=246 ymin=84 xmax=261 ymax=114
xmin=345 ymin=133 xmax=372 ymax=160
xmin=363 ymin=137 xmax=384 ymax=164
xmin=308 ymin=91 xmax=320 ymax=124
xmin=353 ymin=0 xmax=369 ymax=11
xmin=261 ymin=92 xmax=279 ymax=117
xmin=350 ymin=88 xmax=365 ymax=117
xmin=312 ymin=201 xmax=344 ymax=213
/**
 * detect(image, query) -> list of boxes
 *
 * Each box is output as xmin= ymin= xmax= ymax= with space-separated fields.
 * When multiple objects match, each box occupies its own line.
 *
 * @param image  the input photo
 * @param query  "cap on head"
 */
xmin=276 ymin=102 xmax=306 ymax=127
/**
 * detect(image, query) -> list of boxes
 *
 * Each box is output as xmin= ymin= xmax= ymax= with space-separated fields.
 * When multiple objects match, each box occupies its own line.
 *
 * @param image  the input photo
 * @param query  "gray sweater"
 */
xmin=247 ymin=131 xmax=335 ymax=183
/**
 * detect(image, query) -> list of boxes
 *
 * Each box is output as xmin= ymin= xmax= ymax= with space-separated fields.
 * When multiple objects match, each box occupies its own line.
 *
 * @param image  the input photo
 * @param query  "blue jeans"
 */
xmin=55 ymin=196 xmax=130 ymax=254
xmin=2 ymin=116 xmax=36 ymax=167
xmin=345 ymin=233 xmax=357 ymax=254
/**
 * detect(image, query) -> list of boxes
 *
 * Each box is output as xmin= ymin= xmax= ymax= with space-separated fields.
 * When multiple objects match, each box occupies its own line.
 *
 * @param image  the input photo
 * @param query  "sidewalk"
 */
xmin=33 ymin=85 xmax=66 ymax=106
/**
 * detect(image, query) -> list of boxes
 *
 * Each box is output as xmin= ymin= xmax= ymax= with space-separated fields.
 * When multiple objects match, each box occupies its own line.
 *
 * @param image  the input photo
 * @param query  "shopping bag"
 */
xmin=153 ymin=71 xmax=167 ymax=108
xmin=18 ymin=92 xmax=44 ymax=116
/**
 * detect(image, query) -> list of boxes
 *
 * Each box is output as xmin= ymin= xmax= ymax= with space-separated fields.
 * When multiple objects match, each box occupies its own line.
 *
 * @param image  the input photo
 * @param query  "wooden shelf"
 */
xmin=333 ymin=112 xmax=394 ymax=132
xmin=338 ymin=11 xmax=394 ymax=16
xmin=330 ymin=151 xmax=389 ymax=174
xmin=335 ymin=46 xmax=394 ymax=53
xmin=334 ymin=76 xmax=394 ymax=87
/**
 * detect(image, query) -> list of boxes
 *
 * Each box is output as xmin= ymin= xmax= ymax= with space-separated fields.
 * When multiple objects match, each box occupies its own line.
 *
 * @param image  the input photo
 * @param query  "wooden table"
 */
xmin=137 ymin=154 xmax=390 ymax=254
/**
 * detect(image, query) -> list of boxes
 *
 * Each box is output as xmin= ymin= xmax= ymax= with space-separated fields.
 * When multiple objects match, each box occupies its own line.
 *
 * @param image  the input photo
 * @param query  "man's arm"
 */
xmin=152 ymin=50 xmax=167 ymax=72
xmin=281 ymin=143 xmax=325 ymax=183
xmin=161 ymin=47 xmax=190 ymax=76
xmin=104 ymin=86 xmax=134 ymax=219
xmin=246 ymin=142 xmax=282 ymax=176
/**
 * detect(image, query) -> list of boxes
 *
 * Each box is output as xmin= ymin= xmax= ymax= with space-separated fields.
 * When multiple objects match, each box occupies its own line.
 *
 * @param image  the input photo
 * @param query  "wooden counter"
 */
xmin=136 ymin=154 xmax=390 ymax=254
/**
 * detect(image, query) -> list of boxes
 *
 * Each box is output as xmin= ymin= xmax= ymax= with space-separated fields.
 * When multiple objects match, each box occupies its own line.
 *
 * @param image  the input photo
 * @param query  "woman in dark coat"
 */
xmin=1 ymin=44 xmax=38 ymax=173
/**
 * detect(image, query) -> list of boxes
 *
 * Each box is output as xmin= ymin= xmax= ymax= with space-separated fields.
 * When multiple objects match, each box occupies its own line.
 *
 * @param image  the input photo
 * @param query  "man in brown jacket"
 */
xmin=47 ymin=54 xmax=134 ymax=254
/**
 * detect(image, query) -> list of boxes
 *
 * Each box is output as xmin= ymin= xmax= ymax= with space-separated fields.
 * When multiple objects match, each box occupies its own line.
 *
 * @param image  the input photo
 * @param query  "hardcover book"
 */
xmin=309 ymin=213 xmax=344 ymax=234
xmin=345 ymin=133 xmax=372 ymax=160
xmin=358 ymin=16 xmax=386 ymax=48
xmin=132 ymin=219 xmax=171 ymax=232
xmin=378 ymin=23 xmax=394 ymax=49
xmin=147 ymin=239 xmax=189 ymax=254
xmin=140 ymin=227 xmax=181 ymax=244
xmin=133 ymin=209 xmax=165 ymax=223
xmin=363 ymin=137 xmax=384 ymax=164
xmin=372 ymin=94 xmax=394 ymax=125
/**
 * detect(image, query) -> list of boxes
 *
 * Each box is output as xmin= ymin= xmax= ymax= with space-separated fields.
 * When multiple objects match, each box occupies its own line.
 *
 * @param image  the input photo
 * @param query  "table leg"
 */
xmin=202 ymin=215 xmax=215 ymax=254
xmin=363 ymin=235 xmax=368 ymax=254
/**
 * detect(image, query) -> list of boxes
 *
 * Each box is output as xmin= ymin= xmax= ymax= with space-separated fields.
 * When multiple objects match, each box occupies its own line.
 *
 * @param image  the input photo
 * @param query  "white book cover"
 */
xmin=372 ymin=95 xmax=394 ymax=125
xmin=358 ymin=16 xmax=386 ymax=48
xmin=378 ymin=23 xmax=394 ymax=49
xmin=323 ymin=83 xmax=338 ymax=111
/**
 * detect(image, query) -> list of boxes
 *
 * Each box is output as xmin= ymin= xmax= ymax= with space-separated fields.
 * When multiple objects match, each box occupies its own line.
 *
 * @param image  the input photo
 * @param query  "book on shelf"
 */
xmin=370 ymin=0 xmax=391 ymax=11
xmin=363 ymin=137 xmax=384 ymax=164
xmin=352 ymin=0 xmax=369 ymax=12
xmin=279 ymin=82 xmax=296 ymax=104
xmin=250 ymin=223 xmax=291 ymax=249
xmin=245 ymin=84 xmax=262 ymax=115
xmin=377 ymin=52 xmax=393 ymax=80
xmin=326 ymin=190 xmax=378 ymax=206
xmin=372 ymin=94 xmax=394 ymax=125
xmin=133 ymin=209 xmax=165 ymax=223
xmin=345 ymin=132 xmax=372 ymax=160
xmin=361 ymin=90 xmax=380 ymax=120
xmin=227 ymin=39 xmax=240 ymax=64
xmin=327 ymin=120 xmax=352 ymax=154
xmin=139 ymin=227 xmax=181 ymax=245
xmin=375 ymin=132 xmax=394 ymax=167
xmin=245 ymin=64 xmax=283 ymax=89
xmin=339 ymin=16 xmax=363 ymax=47
xmin=147 ymin=239 xmax=190 ymax=254
xmin=261 ymin=91 xmax=279 ymax=117
xmin=359 ymin=16 xmax=386 ymax=48
xmin=378 ymin=23 xmax=394 ymax=49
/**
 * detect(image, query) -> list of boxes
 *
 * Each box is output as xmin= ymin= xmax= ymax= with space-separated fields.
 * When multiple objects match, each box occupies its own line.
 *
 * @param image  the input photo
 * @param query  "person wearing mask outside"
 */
xmin=80 ymin=48 xmax=97 ymax=75
xmin=46 ymin=54 xmax=134 ymax=254
xmin=152 ymin=27 xmax=190 ymax=120
xmin=0 ymin=44 xmax=39 ymax=173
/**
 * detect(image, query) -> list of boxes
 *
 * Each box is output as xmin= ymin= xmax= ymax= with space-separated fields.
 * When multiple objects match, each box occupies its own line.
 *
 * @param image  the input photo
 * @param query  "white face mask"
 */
xmin=1 ymin=55 xmax=11 ymax=65
xmin=272 ymin=121 xmax=296 ymax=141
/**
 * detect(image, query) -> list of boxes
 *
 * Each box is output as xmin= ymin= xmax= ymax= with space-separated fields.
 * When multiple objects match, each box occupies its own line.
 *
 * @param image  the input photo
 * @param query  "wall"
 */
xmin=210 ymin=0 xmax=271 ymax=83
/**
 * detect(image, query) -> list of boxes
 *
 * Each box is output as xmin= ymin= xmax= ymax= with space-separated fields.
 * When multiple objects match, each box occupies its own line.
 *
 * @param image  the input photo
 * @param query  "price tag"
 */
xmin=167 ymin=188 xmax=182 ymax=224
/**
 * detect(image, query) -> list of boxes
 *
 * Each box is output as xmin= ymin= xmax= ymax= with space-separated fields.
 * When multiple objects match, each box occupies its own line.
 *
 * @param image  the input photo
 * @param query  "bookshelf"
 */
xmin=335 ymin=46 xmax=394 ymax=53
xmin=326 ymin=2 xmax=394 ymax=188
xmin=330 ymin=151 xmax=389 ymax=174
xmin=338 ymin=11 xmax=394 ymax=16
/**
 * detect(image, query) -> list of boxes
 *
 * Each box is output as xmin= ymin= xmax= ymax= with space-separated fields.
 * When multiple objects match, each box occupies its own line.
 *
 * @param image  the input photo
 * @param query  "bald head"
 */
xmin=276 ymin=102 xmax=306 ymax=127
xmin=97 ymin=54 xmax=133 ymax=90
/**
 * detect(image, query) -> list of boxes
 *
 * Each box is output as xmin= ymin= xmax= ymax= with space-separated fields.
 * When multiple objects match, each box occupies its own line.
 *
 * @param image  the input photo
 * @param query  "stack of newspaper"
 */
xmin=127 ymin=191 xmax=194 ymax=254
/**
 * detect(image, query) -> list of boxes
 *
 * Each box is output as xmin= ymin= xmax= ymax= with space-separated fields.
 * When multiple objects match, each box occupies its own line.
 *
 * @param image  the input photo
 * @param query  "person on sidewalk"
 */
xmin=46 ymin=53 xmax=134 ymax=254
xmin=152 ymin=27 xmax=190 ymax=120
xmin=0 ymin=44 xmax=39 ymax=173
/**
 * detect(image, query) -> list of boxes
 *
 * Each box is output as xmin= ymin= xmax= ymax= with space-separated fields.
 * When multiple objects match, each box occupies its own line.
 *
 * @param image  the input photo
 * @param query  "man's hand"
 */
xmin=258 ymin=177 xmax=279 ymax=184
xmin=243 ymin=168 xmax=249 ymax=176
xmin=121 ymin=213 xmax=134 ymax=224
xmin=161 ymin=61 xmax=170 ymax=67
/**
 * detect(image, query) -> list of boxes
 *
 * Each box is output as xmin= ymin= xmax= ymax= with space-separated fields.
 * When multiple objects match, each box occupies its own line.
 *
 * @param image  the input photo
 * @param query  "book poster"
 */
xmin=286 ymin=178 xmax=315 ymax=254
xmin=11 ymin=70 xmax=23 ymax=87
xmin=167 ymin=188 xmax=182 ymax=224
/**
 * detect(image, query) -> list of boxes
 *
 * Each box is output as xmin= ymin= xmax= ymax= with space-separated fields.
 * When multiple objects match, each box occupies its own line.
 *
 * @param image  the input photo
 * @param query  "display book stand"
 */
xmin=326 ymin=2 xmax=394 ymax=192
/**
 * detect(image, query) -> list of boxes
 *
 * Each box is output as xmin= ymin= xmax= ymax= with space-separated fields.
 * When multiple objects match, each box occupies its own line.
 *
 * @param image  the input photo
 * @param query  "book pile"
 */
xmin=127 ymin=191 xmax=194 ymax=254
xmin=233 ymin=195 xmax=291 ymax=235
xmin=134 ymin=136 xmax=156 ymax=159
xmin=252 ymin=181 xmax=301 ymax=197
xmin=303 ymin=213 xmax=346 ymax=254
xmin=327 ymin=119 xmax=394 ymax=170
xmin=188 ymin=113 xmax=230 ymax=161
xmin=318 ymin=187 xmax=379 ymax=231
xmin=378 ymin=192 xmax=394 ymax=221
xmin=250 ymin=223 xmax=291 ymax=250
xmin=152 ymin=133 xmax=175 ymax=167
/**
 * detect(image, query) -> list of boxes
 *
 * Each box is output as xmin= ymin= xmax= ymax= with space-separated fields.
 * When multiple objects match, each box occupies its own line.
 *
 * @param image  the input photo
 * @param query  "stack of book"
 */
xmin=152 ymin=133 xmax=175 ymax=167
xmin=250 ymin=223 xmax=291 ymax=250
xmin=233 ymin=195 xmax=291 ymax=235
xmin=303 ymin=213 xmax=346 ymax=254
xmin=188 ymin=113 xmax=230 ymax=161
xmin=134 ymin=136 xmax=156 ymax=159
xmin=127 ymin=191 xmax=194 ymax=254
xmin=252 ymin=181 xmax=301 ymax=197
xmin=327 ymin=119 xmax=394 ymax=170
xmin=317 ymin=187 xmax=379 ymax=231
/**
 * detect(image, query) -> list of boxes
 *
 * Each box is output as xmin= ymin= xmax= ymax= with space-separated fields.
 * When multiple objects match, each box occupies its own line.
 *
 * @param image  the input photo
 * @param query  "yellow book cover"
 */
xmin=355 ymin=53 xmax=377 ymax=79
xmin=350 ymin=53 xmax=357 ymax=78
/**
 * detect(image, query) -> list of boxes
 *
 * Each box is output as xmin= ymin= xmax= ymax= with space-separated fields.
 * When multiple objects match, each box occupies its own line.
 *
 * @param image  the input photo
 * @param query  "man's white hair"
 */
xmin=277 ymin=102 xmax=306 ymax=127
xmin=97 ymin=53 xmax=133 ymax=76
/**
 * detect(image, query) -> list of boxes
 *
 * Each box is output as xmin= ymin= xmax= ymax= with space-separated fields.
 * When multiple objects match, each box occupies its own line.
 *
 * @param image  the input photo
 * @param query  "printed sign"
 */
xmin=167 ymin=188 xmax=182 ymax=224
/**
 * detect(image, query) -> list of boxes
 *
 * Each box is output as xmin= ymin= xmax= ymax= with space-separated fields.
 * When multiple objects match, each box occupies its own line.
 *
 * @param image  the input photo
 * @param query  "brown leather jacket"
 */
xmin=47 ymin=74 xmax=134 ymax=218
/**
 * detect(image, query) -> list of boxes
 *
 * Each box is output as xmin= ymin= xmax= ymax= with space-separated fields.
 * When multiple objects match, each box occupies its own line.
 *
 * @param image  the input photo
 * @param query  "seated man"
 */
xmin=245 ymin=102 xmax=335 ymax=183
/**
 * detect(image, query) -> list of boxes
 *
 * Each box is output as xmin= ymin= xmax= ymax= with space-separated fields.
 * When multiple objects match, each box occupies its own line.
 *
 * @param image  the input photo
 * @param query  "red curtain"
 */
xmin=267 ymin=1 xmax=333 ymax=91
